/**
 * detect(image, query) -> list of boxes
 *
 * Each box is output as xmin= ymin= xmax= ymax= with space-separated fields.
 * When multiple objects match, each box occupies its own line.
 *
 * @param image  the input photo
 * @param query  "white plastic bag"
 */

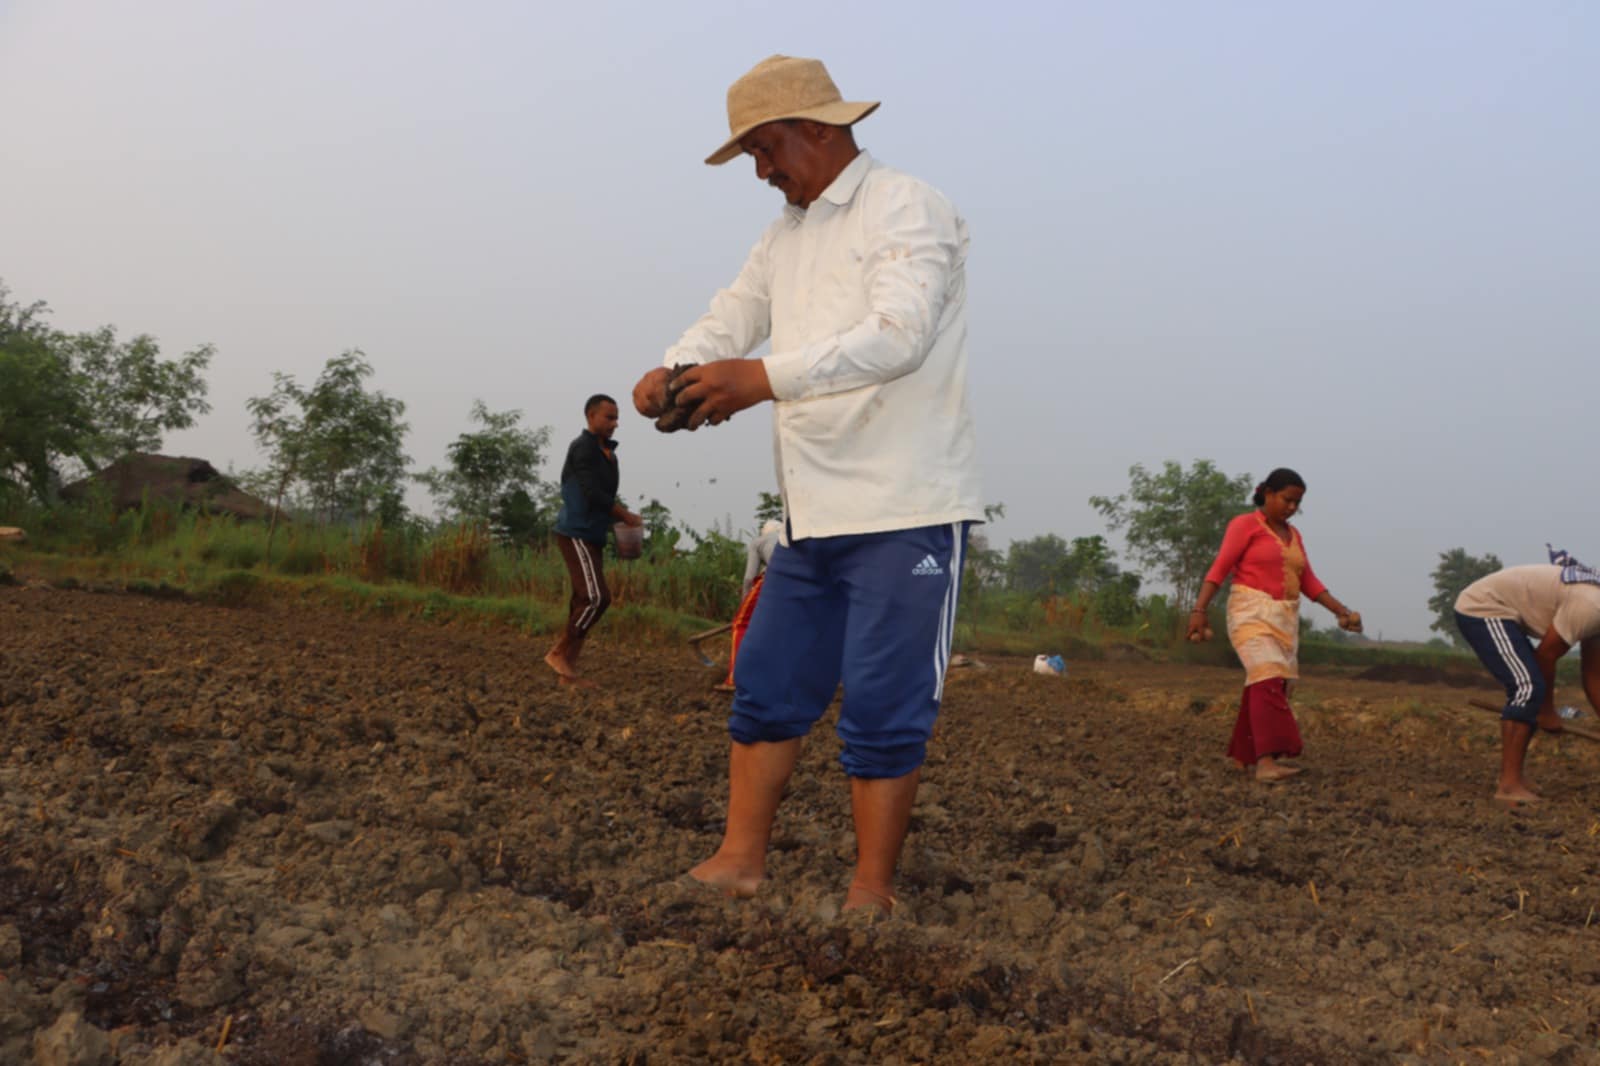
xmin=1033 ymin=654 xmax=1066 ymax=676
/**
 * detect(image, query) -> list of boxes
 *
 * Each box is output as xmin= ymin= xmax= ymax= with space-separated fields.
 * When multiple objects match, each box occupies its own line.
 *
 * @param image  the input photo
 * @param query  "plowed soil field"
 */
xmin=2 ymin=583 xmax=1599 ymax=1064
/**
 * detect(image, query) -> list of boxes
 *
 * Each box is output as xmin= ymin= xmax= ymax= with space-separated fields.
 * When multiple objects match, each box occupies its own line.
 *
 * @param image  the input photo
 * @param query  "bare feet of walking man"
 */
xmin=636 ymin=55 xmax=984 ymax=912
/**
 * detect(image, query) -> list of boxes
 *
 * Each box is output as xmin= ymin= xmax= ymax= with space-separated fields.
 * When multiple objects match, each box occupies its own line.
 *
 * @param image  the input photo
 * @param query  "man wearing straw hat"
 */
xmin=633 ymin=56 xmax=982 ymax=913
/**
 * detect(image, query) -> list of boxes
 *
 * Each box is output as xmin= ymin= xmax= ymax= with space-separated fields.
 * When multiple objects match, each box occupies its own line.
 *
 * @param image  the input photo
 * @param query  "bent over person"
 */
xmin=1455 ymin=557 xmax=1600 ymax=804
xmin=545 ymin=394 xmax=641 ymax=686
xmin=632 ymin=55 xmax=983 ymax=912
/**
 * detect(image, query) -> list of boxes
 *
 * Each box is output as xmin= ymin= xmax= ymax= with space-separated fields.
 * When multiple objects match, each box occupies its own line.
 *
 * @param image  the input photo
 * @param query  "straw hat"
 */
xmin=705 ymin=55 xmax=879 ymax=166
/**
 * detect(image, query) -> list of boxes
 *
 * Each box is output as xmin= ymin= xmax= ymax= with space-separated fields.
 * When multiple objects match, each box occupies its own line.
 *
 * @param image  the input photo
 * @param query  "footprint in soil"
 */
xmin=654 ymin=364 xmax=704 ymax=433
xmin=229 ymin=1018 xmax=423 ymax=1066
xmin=1013 ymin=820 xmax=1068 ymax=853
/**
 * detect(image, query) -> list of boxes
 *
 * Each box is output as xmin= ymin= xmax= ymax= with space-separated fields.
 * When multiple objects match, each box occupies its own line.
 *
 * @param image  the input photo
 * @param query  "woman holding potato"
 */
xmin=1189 ymin=468 xmax=1362 ymax=781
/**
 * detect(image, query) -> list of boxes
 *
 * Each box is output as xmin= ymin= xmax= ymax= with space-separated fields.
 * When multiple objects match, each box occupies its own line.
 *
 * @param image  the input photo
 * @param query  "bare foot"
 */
xmin=1255 ymin=760 xmax=1303 ymax=783
xmin=687 ymin=856 xmax=763 ymax=899
xmin=1536 ymin=709 xmax=1565 ymax=733
xmin=543 ymin=649 xmax=578 ymax=679
xmin=1494 ymin=784 xmax=1541 ymax=806
xmin=843 ymin=883 xmax=896 ymax=915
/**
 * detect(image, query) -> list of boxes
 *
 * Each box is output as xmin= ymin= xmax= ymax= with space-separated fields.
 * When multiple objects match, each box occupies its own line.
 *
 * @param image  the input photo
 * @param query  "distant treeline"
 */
xmin=4 ymin=279 xmax=1479 ymax=650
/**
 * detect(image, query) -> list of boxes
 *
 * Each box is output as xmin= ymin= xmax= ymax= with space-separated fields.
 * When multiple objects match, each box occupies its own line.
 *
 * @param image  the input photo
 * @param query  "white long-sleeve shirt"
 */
xmin=664 ymin=151 xmax=983 ymax=540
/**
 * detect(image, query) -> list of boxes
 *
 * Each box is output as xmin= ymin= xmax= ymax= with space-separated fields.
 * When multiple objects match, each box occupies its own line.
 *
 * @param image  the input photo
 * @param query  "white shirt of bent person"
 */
xmin=1455 ymin=564 xmax=1600 ymax=645
xmin=663 ymin=150 xmax=983 ymax=542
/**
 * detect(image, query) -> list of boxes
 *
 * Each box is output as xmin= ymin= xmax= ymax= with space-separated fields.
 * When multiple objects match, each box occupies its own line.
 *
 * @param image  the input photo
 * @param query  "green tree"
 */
xmin=1093 ymin=572 xmax=1143 ymax=626
xmin=489 ymin=488 xmax=558 ymax=545
xmin=1063 ymin=535 xmax=1124 ymax=590
xmin=1005 ymin=533 xmax=1130 ymax=596
xmin=1059 ymin=533 xmax=1142 ymax=623
xmin=246 ymin=351 xmax=410 ymax=525
xmin=0 ymin=288 xmax=90 ymax=502
xmin=244 ymin=376 xmax=309 ymax=548
xmin=754 ymin=490 xmax=783 ymax=527
xmin=1091 ymin=459 xmax=1254 ymax=612
xmin=419 ymin=401 xmax=552 ymax=535
xmin=0 ymin=282 xmax=214 ymax=503
xmin=1005 ymin=533 xmax=1073 ymax=594
xmin=639 ymin=498 xmax=673 ymax=537
xmin=1428 ymin=548 xmax=1503 ymax=647
xmin=57 ymin=326 xmax=213 ymax=469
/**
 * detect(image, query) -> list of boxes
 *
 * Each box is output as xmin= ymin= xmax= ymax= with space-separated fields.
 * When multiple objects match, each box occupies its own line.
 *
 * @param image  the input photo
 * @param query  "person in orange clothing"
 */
xmin=716 ymin=519 xmax=783 ymax=692
xmin=1188 ymin=468 xmax=1362 ymax=781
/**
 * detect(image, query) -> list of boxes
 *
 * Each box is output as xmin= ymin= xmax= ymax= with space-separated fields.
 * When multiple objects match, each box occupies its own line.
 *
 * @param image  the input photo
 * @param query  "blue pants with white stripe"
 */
xmin=729 ymin=522 xmax=969 ymax=778
xmin=1454 ymin=611 xmax=1545 ymax=725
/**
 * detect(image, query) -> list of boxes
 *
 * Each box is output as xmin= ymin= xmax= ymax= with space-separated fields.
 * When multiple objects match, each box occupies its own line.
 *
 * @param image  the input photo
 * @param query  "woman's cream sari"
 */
xmin=1225 ymin=519 xmax=1307 ymax=686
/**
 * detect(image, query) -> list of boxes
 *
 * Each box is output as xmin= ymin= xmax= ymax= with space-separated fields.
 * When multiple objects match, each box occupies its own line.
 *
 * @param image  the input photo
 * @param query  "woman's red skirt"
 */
xmin=1226 ymin=677 xmax=1302 ymax=765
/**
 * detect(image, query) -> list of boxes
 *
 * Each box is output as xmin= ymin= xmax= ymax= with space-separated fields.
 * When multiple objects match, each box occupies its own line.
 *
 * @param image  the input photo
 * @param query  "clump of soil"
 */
xmin=2 ymin=583 xmax=1598 ymax=1062
xmin=654 ymin=364 xmax=702 ymax=433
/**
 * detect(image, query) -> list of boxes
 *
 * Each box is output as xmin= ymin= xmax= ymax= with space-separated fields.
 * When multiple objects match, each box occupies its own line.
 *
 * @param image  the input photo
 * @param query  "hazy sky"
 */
xmin=3 ymin=1 xmax=1595 ymax=640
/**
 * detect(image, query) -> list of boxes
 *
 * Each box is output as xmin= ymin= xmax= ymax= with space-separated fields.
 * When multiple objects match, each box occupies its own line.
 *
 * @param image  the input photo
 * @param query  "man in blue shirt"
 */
xmin=546 ymin=394 xmax=641 ymax=685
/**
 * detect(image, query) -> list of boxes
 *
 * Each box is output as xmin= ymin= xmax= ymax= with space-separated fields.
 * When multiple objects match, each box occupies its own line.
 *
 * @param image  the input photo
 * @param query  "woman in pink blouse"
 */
xmin=1188 ymin=468 xmax=1363 ymax=781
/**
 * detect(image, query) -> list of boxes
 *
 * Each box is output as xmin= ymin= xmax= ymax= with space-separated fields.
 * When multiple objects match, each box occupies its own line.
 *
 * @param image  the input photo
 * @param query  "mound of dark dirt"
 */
xmin=60 ymin=453 xmax=274 ymax=520
xmin=1353 ymin=662 xmax=1488 ymax=688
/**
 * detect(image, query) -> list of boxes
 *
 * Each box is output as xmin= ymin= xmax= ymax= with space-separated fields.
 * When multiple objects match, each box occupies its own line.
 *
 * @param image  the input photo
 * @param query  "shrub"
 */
xmin=204 ymin=569 xmax=266 ymax=607
xmin=417 ymin=522 xmax=493 ymax=594
xmin=219 ymin=539 xmax=265 ymax=570
xmin=276 ymin=536 xmax=326 ymax=575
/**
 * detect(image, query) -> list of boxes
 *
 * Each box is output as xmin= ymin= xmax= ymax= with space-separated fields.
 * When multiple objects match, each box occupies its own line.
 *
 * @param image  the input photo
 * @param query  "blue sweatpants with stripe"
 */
xmin=1455 ymin=611 xmax=1545 ymax=724
xmin=730 ymin=522 xmax=969 ymax=779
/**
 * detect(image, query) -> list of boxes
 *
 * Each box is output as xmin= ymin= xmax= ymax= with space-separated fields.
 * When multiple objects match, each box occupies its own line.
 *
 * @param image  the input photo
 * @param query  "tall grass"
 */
xmin=0 ymin=497 xmax=1482 ymax=669
xmin=3 ymin=498 xmax=752 ymax=624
